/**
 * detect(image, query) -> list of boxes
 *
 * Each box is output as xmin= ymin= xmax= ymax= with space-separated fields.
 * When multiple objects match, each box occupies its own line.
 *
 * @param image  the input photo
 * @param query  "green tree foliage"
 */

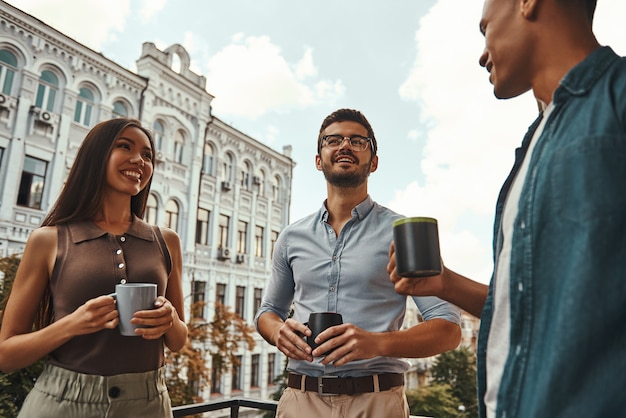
xmin=165 ymin=300 xmax=256 ymax=407
xmin=430 ymin=346 xmax=478 ymax=416
xmin=0 ymin=255 xmax=46 ymax=416
xmin=406 ymin=383 xmax=462 ymax=418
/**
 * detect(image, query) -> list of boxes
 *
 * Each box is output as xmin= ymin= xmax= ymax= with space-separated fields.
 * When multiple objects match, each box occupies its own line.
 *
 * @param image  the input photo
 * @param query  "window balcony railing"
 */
xmin=172 ymin=397 xmax=278 ymax=418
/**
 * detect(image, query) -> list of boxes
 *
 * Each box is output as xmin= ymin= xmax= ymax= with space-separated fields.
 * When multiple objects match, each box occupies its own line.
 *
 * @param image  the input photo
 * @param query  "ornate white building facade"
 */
xmin=0 ymin=0 xmax=292 ymax=408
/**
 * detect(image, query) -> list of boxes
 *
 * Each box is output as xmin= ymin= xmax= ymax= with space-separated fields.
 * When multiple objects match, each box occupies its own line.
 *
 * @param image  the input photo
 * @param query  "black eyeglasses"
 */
xmin=321 ymin=135 xmax=372 ymax=152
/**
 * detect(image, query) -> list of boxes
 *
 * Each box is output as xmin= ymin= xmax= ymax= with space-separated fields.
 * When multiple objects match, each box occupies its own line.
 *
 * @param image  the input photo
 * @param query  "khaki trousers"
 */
xmin=276 ymin=385 xmax=410 ymax=418
xmin=18 ymin=363 xmax=172 ymax=418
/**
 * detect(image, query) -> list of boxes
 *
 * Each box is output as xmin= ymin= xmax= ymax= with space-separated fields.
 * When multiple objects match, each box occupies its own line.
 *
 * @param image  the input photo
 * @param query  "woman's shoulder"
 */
xmin=28 ymin=225 xmax=57 ymax=245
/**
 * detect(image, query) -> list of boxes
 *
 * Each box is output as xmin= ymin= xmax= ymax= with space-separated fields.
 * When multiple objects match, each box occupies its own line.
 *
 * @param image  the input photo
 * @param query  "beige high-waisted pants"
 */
xmin=18 ymin=363 xmax=172 ymax=418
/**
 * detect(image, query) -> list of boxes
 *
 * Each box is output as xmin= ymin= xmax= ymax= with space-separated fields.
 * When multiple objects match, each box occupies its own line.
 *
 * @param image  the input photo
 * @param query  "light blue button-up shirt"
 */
xmin=255 ymin=195 xmax=460 ymax=377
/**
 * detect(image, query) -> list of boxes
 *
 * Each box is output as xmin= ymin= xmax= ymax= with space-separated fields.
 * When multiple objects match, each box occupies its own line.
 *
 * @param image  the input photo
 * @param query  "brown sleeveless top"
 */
xmin=48 ymin=216 xmax=171 ymax=375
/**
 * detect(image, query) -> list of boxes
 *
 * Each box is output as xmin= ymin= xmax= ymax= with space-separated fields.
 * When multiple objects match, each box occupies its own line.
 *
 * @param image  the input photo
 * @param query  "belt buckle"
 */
xmin=317 ymin=375 xmax=339 ymax=396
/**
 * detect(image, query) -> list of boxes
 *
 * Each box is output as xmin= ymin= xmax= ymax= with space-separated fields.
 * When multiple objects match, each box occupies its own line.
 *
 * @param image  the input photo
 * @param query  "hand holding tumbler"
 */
xmin=393 ymin=217 xmax=442 ymax=278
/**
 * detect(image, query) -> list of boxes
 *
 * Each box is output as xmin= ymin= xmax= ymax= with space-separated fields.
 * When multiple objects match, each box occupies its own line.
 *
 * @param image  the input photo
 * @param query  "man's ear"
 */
xmin=369 ymin=155 xmax=379 ymax=173
xmin=315 ymin=154 xmax=323 ymax=171
xmin=520 ymin=0 xmax=540 ymax=20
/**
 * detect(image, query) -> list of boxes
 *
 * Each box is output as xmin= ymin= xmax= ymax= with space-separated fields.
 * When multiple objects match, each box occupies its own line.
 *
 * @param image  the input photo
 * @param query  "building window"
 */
xmin=253 ymin=288 xmax=263 ymax=316
xmin=0 ymin=49 xmax=17 ymax=95
xmin=218 ymin=214 xmax=230 ymax=249
xmin=232 ymin=355 xmax=242 ymax=391
xmin=112 ymin=100 xmax=128 ymax=118
xmin=165 ymin=200 xmax=179 ymax=232
xmin=153 ymin=120 xmax=164 ymax=151
xmin=270 ymin=230 xmax=279 ymax=258
xmin=196 ymin=208 xmax=210 ymax=245
xmin=192 ymin=280 xmax=206 ymax=319
xmin=174 ymin=130 xmax=184 ymax=164
xmin=251 ymin=354 xmax=260 ymax=387
xmin=215 ymin=283 xmax=226 ymax=306
xmin=145 ymin=194 xmax=158 ymax=225
xmin=272 ymin=175 xmax=281 ymax=201
xmin=267 ymin=353 xmax=276 ymax=385
xmin=256 ymin=171 xmax=265 ymax=196
xmin=221 ymin=153 xmax=233 ymax=182
xmin=17 ymin=156 xmax=47 ymax=209
xmin=202 ymin=143 xmax=214 ymax=175
xmin=35 ymin=70 xmax=59 ymax=112
xmin=235 ymin=286 xmax=245 ymax=319
xmin=211 ymin=355 xmax=222 ymax=394
xmin=237 ymin=220 xmax=247 ymax=254
xmin=240 ymin=161 xmax=252 ymax=190
xmin=254 ymin=225 xmax=264 ymax=257
xmin=74 ymin=87 xmax=95 ymax=126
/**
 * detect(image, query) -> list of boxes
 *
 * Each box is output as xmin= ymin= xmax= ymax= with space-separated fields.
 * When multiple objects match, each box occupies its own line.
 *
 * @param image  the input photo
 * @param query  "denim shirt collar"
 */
xmin=554 ymin=46 xmax=618 ymax=103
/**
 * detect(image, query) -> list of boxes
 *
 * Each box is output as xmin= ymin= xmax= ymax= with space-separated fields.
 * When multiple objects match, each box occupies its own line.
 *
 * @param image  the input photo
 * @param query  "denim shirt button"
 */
xmin=518 ymin=282 xmax=523 ymax=292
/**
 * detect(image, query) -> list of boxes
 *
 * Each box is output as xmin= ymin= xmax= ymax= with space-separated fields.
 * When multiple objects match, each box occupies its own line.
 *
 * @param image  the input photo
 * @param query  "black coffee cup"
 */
xmin=393 ymin=217 xmax=442 ymax=278
xmin=306 ymin=312 xmax=343 ymax=353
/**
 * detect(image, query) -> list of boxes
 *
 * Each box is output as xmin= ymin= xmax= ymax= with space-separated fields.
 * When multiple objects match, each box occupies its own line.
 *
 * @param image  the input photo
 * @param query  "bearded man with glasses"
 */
xmin=255 ymin=108 xmax=461 ymax=418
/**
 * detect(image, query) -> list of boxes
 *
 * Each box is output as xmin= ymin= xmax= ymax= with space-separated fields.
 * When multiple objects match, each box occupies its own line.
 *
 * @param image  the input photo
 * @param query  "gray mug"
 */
xmin=110 ymin=283 xmax=157 ymax=336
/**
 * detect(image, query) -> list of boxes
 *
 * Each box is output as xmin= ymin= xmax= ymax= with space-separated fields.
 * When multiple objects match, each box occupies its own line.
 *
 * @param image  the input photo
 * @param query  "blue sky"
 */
xmin=8 ymin=0 xmax=626 ymax=283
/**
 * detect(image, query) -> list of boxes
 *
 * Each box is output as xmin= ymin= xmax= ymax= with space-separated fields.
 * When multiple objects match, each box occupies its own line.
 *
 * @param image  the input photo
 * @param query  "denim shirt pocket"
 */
xmin=550 ymin=134 xmax=626 ymax=223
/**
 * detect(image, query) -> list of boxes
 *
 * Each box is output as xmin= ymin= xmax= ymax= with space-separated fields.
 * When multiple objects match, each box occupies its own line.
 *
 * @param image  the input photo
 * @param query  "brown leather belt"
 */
xmin=287 ymin=373 xmax=404 ymax=396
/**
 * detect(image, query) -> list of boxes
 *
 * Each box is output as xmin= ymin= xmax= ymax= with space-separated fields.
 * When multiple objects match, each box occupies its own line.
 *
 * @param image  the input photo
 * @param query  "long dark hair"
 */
xmin=42 ymin=118 xmax=155 ymax=226
xmin=33 ymin=118 xmax=155 ymax=328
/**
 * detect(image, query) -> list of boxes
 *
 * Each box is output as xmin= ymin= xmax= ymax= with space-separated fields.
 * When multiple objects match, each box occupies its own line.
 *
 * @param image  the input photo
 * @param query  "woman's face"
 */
xmin=104 ymin=126 xmax=154 ymax=197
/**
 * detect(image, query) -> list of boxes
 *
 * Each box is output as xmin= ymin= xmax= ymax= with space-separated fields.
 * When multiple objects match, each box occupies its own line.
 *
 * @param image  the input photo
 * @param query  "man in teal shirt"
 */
xmin=389 ymin=0 xmax=626 ymax=417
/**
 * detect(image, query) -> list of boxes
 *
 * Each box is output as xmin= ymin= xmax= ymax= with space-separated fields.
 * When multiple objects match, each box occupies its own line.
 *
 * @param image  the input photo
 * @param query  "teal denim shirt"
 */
xmin=477 ymin=47 xmax=626 ymax=418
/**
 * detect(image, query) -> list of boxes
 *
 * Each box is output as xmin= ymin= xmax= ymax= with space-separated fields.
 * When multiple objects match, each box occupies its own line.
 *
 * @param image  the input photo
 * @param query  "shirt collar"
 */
xmin=555 ymin=46 xmax=619 ymax=103
xmin=68 ymin=215 xmax=155 ymax=244
xmin=319 ymin=195 xmax=375 ymax=223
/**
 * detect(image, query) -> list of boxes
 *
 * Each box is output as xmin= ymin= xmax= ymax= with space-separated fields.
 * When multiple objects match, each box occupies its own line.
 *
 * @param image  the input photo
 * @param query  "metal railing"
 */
xmin=172 ymin=398 xmax=278 ymax=418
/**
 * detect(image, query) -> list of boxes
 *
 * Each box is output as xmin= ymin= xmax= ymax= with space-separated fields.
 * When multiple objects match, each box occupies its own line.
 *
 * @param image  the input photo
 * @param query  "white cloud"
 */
xmin=295 ymin=48 xmax=317 ymax=80
xmin=390 ymin=0 xmax=626 ymax=283
xmin=205 ymin=35 xmax=344 ymax=118
xmin=10 ymin=0 xmax=131 ymax=51
xmin=140 ymin=0 xmax=167 ymax=24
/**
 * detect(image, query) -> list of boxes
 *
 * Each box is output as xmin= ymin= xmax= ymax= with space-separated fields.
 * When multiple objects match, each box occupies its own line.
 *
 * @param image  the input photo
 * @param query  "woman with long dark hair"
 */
xmin=0 ymin=118 xmax=187 ymax=417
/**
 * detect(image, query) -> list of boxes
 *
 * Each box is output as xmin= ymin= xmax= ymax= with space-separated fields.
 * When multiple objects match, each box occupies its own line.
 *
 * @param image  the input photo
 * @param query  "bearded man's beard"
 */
xmin=321 ymin=158 xmax=371 ymax=188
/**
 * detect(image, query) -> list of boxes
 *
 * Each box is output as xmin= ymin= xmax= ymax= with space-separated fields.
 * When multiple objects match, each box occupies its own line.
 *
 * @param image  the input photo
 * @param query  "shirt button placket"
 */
xmin=116 ymin=235 xmax=128 ymax=283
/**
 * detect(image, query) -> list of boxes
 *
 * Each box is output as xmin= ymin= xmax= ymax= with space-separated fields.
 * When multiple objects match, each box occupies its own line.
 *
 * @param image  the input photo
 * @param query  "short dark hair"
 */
xmin=317 ymin=108 xmax=378 ymax=155
xmin=557 ymin=0 xmax=597 ymax=22
xmin=585 ymin=0 xmax=597 ymax=21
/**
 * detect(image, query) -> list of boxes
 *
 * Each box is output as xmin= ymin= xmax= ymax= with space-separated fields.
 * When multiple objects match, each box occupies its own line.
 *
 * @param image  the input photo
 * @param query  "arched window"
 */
xmin=74 ymin=86 xmax=95 ymax=126
xmin=165 ymin=200 xmax=179 ymax=232
xmin=241 ymin=161 xmax=252 ymax=190
xmin=222 ymin=153 xmax=234 ymax=182
xmin=174 ymin=130 xmax=185 ymax=164
xmin=257 ymin=170 xmax=266 ymax=196
xmin=112 ymin=100 xmax=128 ymax=118
xmin=272 ymin=175 xmax=281 ymax=201
xmin=0 ymin=49 xmax=17 ymax=96
xmin=35 ymin=70 xmax=59 ymax=112
xmin=145 ymin=194 xmax=158 ymax=225
xmin=153 ymin=120 xmax=164 ymax=151
xmin=202 ymin=142 xmax=214 ymax=175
